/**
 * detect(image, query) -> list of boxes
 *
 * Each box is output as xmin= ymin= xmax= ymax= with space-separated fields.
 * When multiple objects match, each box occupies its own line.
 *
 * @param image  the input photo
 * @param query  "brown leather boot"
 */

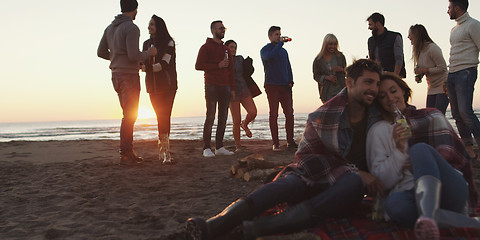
xmin=119 ymin=151 xmax=143 ymax=166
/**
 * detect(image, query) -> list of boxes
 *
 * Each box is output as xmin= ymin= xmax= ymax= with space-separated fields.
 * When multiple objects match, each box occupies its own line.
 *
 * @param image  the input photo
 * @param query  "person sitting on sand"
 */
xmin=366 ymin=73 xmax=480 ymax=240
xmin=185 ymin=59 xmax=385 ymax=240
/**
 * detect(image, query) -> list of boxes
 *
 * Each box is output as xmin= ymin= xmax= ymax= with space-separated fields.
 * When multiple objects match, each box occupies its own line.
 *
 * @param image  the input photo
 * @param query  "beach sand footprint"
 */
xmin=5 ymin=151 xmax=32 ymax=159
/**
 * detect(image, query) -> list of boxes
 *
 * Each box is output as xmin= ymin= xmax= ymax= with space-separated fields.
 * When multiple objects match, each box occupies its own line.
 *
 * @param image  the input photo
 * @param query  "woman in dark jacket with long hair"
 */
xmin=142 ymin=15 xmax=177 ymax=164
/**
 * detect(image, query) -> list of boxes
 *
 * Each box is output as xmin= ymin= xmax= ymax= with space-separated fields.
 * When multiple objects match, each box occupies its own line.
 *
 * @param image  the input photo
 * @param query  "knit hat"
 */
xmin=121 ymin=0 xmax=138 ymax=13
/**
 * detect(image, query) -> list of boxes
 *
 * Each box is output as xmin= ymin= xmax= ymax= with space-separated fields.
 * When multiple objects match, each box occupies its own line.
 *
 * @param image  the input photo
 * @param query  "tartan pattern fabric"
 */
xmin=311 ymin=216 xmax=480 ymax=240
xmin=405 ymin=106 xmax=479 ymax=212
xmin=292 ymin=88 xmax=381 ymax=184
xmin=262 ymin=199 xmax=480 ymax=240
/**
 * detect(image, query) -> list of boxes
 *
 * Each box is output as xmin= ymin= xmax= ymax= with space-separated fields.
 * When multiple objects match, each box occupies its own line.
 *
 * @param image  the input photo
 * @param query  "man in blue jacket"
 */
xmin=260 ymin=26 xmax=296 ymax=151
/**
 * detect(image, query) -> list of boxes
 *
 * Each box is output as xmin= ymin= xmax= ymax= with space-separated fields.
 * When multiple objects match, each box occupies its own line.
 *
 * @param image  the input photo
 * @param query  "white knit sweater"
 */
xmin=449 ymin=12 xmax=480 ymax=73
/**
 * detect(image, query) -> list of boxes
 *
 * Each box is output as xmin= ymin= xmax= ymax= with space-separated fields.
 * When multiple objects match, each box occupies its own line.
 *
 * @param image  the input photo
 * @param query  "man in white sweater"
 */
xmin=447 ymin=0 xmax=480 ymax=160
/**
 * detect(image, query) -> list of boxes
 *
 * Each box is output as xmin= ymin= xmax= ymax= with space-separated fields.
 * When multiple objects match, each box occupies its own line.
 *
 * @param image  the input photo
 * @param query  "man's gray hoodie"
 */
xmin=97 ymin=14 xmax=148 ymax=73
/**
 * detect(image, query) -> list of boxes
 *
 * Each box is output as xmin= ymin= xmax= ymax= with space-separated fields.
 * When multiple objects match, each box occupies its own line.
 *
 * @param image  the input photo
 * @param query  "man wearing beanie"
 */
xmin=97 ymin=0 xmax=157 ymax=165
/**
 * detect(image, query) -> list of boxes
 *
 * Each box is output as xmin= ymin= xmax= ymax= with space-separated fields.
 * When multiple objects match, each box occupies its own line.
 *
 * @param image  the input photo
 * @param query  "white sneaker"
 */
xmin=215 ymin=147 xmax=234 ymax=156
xmin=272 ymin=144 xmax=282 ymax=152
xmin=203 ymin=148 xmax=215 ymax=158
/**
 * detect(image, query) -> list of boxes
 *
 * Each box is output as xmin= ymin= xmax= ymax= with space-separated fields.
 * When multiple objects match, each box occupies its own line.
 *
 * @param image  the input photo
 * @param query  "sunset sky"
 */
xmin=1 ymin=0 xmax=479 ymax=123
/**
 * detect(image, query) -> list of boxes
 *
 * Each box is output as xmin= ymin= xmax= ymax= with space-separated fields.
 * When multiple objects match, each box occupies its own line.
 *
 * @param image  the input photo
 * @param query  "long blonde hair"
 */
xmin=316 ymin=33 xmax=340 ymax=59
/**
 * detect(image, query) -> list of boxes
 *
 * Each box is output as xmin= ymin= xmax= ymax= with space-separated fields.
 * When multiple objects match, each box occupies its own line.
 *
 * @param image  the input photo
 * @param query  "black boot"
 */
xmin=186 ymin=198 xmax=252 ymax=240
xmin=242 ymin=201 xmax=315 ymax=240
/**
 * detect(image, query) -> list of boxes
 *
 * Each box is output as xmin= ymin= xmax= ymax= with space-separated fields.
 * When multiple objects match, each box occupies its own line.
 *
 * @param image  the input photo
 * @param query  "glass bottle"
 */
xmin=393 ymin=104 xmax=411 ymax=137
xmin=371 ymin=193 xmax=384 ymax=221
xmin=414 ymin=65 xmax=423 ymax=83
xmin=415 ymin=74 xmax=424 ymax=83
xmin=150 ymin=44 xmax=156 ymax=63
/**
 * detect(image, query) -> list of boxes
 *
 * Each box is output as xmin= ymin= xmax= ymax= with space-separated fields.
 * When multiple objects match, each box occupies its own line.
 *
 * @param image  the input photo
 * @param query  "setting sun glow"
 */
xmin=137 ymin=106 xmax=156 ymax=120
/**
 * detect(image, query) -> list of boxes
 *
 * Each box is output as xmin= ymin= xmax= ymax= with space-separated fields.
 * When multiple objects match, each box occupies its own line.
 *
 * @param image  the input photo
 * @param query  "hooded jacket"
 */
xmin=97 ymin=14 xmax=148 ymax=73
xmin=195 ymin=38 xmax=235 ymax=89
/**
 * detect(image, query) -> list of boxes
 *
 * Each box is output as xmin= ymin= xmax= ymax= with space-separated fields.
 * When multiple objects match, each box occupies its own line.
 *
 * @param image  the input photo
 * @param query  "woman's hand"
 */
xmin=414 ymin=67 xmax=429 ymax=75
xmin=152 ymin=63 xmax=162 ymax=72
xmin=403 ymin=159 xmax=411 ymax=170
xmin=325 ymin=75 xmax=337 ymax=84
xmin=392 ymin=122 xmax=408 ymax=152
xmin=332 ymin=66 xmax=345 ymax=73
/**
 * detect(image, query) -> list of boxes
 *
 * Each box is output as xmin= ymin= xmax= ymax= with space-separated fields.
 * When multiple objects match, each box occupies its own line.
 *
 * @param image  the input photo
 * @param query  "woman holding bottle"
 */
xmin=225 ymin=40 xmax=259 ymax=152
xmin=142 ymin=15 xmax=177 ymax=163
xmin=312 ymin=34 xmax=346 ymax=103
xmin=366 ymin=73 xmax=479 ymax=240
xmin=408 ymin=24 xmax=449 ymax=114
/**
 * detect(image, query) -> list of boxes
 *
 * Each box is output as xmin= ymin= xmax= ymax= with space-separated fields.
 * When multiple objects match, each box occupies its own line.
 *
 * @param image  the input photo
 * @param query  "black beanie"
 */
xmin=121 ymin=0 xmax=138 ymax=13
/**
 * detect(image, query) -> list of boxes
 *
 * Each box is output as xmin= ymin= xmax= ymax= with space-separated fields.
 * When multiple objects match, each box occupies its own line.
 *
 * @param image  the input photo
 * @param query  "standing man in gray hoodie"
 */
xmin=97 ymin=0 xmax=157 ymax=165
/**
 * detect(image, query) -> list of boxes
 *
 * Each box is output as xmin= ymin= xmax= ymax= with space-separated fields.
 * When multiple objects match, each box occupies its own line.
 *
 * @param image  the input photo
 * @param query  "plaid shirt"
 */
xmin=405 ymin=105 xmax=479 ymax=212
xmin=289 ymin=89 xmax=381 ymax=185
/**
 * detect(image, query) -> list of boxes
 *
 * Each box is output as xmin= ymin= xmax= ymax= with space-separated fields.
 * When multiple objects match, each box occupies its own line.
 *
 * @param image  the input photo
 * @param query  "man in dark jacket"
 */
xmin=195 ymin=20 xmax=235 ymax=158
xmin=367 ymin=12 xmax=406 ymax=78
xmin=97 ymin=0 xmax=157 ymax=165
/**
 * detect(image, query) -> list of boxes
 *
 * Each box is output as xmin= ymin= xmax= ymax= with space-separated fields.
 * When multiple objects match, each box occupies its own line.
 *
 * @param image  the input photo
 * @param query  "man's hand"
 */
xmin=218 ymin=58 xmax=229 ymax=68
xmin=281 ymin=36 xmax=291 ymax=42
xmin=147 ymin=47 xmax=157 ymax=57
xmin=358 ymin=170 xmax=384 ymax=197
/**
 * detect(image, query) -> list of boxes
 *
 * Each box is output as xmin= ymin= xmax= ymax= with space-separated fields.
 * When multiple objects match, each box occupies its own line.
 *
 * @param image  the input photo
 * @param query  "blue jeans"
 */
xmin=203 ymin=83 xmax=231 ymax=150
xmin=447 ymin=68 xmax=480 ymax=146
xmin=111 ymin=72 xmax=140 ymax=153
xmin=426 ymin=93 xmax=449 ymax=115
xmin=384 ymin=143 xmax=468 ymax=228
xmin=247 ymin=172 xmax=365 ymax=218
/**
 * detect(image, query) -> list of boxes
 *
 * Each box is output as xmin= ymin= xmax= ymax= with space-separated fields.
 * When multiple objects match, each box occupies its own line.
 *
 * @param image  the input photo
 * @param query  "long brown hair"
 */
xmin=410 ymin=24 xmax=434 ymax=66
xmin=151 ymin=15 xmax=173 ymax=55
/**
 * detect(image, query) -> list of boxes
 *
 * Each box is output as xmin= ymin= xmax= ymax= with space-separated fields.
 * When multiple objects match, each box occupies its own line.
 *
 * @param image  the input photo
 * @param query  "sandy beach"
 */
xmin=1 ymin=139 xmax=479 ymax=239
xmin=0 ymin=139 xmax=299 ymax=240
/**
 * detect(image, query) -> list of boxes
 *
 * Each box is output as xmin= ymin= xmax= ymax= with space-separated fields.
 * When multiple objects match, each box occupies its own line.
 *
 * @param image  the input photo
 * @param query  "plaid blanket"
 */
xmin=311 ymin=199 xmax=480 ymax=240
xmin=292 ymin=88 xmax=381 ymax=185
xmin=264 ymin=199 xmax=480 ymax=240
xmin=405 ymin=106 xmax=479 ymax=213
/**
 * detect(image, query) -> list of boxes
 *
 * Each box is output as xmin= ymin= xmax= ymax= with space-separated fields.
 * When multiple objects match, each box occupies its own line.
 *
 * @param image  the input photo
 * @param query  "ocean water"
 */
xmin=0 ymin=114 xmax=308 ymax=142
xmin=0 ymin=110 xmax=477 ymax=143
